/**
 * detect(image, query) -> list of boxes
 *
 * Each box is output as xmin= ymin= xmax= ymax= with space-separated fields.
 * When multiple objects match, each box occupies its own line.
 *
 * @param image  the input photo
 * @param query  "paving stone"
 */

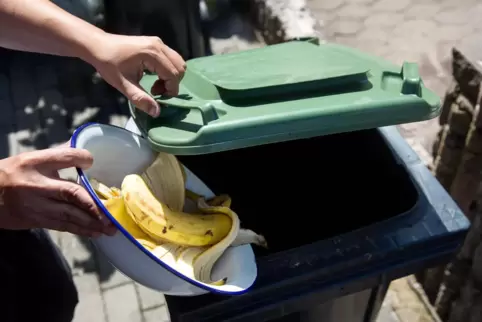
xmin=389 ymin=278 xmax=437 ymax=322
xmin=103 ymin=283 xmax=142 ymax=322
xmin=384 ymin=50 xmax=424 ymax=67
xmin=332 ymin=35 xmax=365 ymax=49
xmin=58 ymin=167 xmax=79 ymax=182
xmin=403 ymin=4 xmax=441 ymax=19
xmin=371 ymin=0 xmax=412 ymax=12
xmin=356 ymin=26 xmax=391 ymax=42
xmin=435 ymin=7 xmax=478 ymax=25
xmin=97 ymin=251 xmax=132 ymax=289
xmin=8 ymin=129 xmax=43 ymax=155
xmin=435 ymin=25 xmax=474 ymax=42
xmin=47 ymin=229 xmax=62 ymax=248
xmin=60 ymin=232 xmax=96 ymax=276
xmin=329 ymin=19 xmax=364 ymax=36
xmin=392 ymin=19 xmax=438 ymax=39
xmin=335 ymin=4 xmax=372 ymax=19
xmin=364 ymin=12 xmax=404 ymax=28
xmin=108 ymin=114 xmax=128 ymax=128
xmin=346 ymin=0 xmax=376 ymax=4
xmin=458 ymin=33 xmax=482 ymax=56
xmin=385 ymin=36 xmax=432 ymax=56
xmin=307 ymin=0 xmax=344 ymax=11
xmin=72 ymin=106 xmax=101 ymax=129
xmin=73 ymin=273 xmax=106 ymax=322
xmin=376 ymin=303 xmax=401 ymax=322
xmin=135 ymin=283 xmax=166 ymax=311
xmin=143 ymin=305 xmax=171 ymax=322
xmin=355 ymin=41 xmax=392 ymax=58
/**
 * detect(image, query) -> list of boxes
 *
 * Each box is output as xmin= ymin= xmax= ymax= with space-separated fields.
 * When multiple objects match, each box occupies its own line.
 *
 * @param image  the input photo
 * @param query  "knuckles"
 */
xmin=60 ymin=184 xmax=81 ymax=202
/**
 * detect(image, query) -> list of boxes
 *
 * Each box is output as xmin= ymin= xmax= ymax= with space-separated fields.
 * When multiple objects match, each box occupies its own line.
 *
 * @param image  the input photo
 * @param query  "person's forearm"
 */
xmin=0 ymin=0 xmax=105 ymax=64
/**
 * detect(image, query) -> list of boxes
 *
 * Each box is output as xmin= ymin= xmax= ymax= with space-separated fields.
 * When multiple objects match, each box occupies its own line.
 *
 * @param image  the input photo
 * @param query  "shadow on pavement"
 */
xmin=73 ymin=236 xmax=117 ymax=283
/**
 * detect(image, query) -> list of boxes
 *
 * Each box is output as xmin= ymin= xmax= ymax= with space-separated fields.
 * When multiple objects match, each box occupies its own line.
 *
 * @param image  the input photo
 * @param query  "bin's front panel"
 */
xmin=130 ymin=40 xmax=441 ymax=155
xmin=165 ymin=126 xmax=469 ymax=322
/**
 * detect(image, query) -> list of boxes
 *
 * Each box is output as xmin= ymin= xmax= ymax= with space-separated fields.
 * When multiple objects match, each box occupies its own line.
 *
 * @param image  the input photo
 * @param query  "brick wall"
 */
xmin=421 ymin=45 xmax=482 ymax=322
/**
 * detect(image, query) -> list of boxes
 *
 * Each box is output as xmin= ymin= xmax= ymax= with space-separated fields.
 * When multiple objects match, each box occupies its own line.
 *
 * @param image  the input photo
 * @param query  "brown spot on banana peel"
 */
xmin=205 ymin=230 xmax=214 ymax=236
xmin=162 ymin=226 xmax=167 ymax=234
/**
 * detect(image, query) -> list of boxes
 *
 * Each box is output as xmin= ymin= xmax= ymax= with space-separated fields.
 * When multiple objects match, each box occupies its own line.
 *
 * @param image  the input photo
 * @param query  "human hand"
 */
xmin=89 ymin=34 xmax=186 ymax=118
xmin=0 ymin=147 xmax=116 ymax=237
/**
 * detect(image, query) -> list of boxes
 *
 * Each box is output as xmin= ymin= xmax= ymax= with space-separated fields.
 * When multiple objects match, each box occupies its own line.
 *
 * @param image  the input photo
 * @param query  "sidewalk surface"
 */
xmin=307 ymin=0 xmax=482 ymax=156
xmin=0 ymin=0 xmax=481 ymax=321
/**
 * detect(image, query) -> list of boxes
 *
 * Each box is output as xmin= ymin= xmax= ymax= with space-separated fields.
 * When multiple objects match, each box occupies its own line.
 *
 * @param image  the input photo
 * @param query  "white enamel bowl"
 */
xmin=70 ymin=122 xmax=257 ymax=296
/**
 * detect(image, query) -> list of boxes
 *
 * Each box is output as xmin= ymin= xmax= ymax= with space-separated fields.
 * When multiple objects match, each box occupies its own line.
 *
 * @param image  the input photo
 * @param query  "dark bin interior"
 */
xmin=169 ymin=128 xmax=421 ymax=317
xmin=177 ymin=128 xmax=419 ymax=258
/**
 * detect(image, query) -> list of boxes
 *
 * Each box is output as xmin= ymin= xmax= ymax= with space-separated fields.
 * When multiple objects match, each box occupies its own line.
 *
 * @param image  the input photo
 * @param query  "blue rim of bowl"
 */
xmin=71 ymin=122 xmax=252 ymax=296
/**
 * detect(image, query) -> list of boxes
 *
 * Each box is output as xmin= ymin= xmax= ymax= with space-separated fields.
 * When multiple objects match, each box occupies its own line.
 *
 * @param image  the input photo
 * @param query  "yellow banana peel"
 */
xmin=122 ymin=174 xmax=232 ymax=247
xmin=89 ymin=153 xmax=267 ymax=286
xmin=91 ymin=178 xmax=156 ymax=242
xmin=141 ymin=152 xmax=185 ymax=212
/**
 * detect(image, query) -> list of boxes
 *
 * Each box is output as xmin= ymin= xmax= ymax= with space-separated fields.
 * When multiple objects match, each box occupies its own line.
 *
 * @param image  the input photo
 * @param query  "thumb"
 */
xmin=33 ymin=147 xmax=94 ymax=170
xmin=122 ymin=77 xmax=160 ymax=117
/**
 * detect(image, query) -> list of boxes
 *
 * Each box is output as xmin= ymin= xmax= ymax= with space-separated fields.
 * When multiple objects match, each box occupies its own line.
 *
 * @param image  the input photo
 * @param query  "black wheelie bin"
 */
xmin=126 ymin=38 xmax=470 ymax=322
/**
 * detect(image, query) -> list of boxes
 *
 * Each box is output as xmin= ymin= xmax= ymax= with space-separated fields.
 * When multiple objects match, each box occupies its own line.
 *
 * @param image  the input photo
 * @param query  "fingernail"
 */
xmin=149 ymin=105 xmax=160 ymax=118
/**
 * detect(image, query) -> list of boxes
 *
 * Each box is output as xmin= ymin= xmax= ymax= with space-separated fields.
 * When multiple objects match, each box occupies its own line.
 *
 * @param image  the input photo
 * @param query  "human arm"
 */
xmin=0 ymin=0 xmax=186 ymax=117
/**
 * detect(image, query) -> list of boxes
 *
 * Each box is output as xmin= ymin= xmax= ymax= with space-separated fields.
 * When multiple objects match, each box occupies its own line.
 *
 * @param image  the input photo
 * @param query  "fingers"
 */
xmin=144 ymin=37 xmax=186 ymax=96
xmin=44 ymin=201 xmax=116 ymax=237
xmin=163 ymin=78 xmax=180 ymax=97
xmin=163 ymin=45 xmax=186 ymax=80
xmin=34 ymin=216 xmax=109 ymax=237
xmin=42 ymin=178 xmax=111 ymax=226
xmin=121 ymin=77 xmax=160 ymax=117
xmin=25 ymin=147 xmax=93 ymax=170
xmin=53 ymin=179 xmax=108 ymax=221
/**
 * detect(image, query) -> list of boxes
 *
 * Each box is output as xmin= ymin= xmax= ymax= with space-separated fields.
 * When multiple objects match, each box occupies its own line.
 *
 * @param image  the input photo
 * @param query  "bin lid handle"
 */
xmin=155 ymin=94 xmax=219 ymax=125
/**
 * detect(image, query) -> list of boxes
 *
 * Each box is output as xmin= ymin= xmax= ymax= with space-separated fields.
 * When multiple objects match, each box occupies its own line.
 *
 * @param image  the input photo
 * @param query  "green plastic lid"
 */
xmin=129 ymin=39 xmax=441 ymax=155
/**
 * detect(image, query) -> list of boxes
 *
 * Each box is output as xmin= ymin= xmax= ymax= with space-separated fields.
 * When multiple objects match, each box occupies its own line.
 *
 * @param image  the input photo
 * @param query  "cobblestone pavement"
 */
xmin=0 ymin=1 xmax=479 ymax=321
xmin=307 ymin=0 xmax=482 ymax=156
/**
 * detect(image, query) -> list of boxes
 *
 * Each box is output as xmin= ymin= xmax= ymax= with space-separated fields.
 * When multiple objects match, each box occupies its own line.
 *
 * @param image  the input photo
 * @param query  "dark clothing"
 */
xmin=0 ymin=229 xmax=78 ymax=322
